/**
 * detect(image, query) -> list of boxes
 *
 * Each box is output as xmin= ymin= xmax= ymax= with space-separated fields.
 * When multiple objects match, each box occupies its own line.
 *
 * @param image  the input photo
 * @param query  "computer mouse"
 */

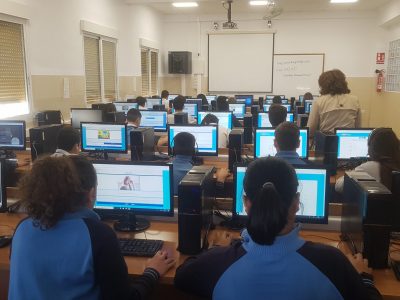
xmin=0 ymin=236 xmax=12 ymax=248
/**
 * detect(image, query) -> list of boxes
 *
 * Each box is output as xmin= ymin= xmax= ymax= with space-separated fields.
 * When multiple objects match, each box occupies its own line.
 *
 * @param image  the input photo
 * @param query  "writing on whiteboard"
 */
xmin=276 ymin=60 xmax=314 ymax=76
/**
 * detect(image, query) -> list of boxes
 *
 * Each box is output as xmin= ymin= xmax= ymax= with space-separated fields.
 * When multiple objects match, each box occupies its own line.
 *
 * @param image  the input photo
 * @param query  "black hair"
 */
xmin=272 ymin=96 xmax=282 ymax=104
xmin=268 ymin=104 xmax=287 ymax=127
xmin=127 ymin=108 xmax=142 ymax=123
xmin=69 ymin=156 xmax=97 ymax=191
xmin=161 ymin=90 xmax=170 ymax=99
xmin=136 ymin=96 xmax=147 ymax=107
xmin=303 ymin=92 xmax=313 ymax=101
xmin=173 ymin=95 xmax=186 ymax=111
xmin=228 ymin=97 xmax=236 ymax=104
xmin=275 ymin=122 xmax=300 ymax=151
xmin=217 ymin=96 xmax=229 ymax=112
xmin=173 ymin=132 xmax=196 ymax=156
xmin=244 ymin=157 xmax=299 ymax=245
xmin=197 ymin=94 xmax=208 ymax=106
xmin=57 ymin=126 xmax=80 ymax=152
xmin=200 ymin=113 xmax=219 ymax=125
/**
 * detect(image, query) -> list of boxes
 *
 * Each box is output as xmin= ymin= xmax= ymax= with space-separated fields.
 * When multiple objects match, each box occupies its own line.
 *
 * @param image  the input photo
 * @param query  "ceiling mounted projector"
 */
xmin=222 ymin=0 xmax=238 ymax=29
xmin=262 ymin=0 xmax=283 ymax=28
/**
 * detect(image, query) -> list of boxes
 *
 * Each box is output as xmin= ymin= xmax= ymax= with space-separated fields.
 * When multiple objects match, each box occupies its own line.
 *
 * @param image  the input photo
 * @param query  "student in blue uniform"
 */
xmin=274 ymin=122 xmax=306 ymax=165
xmin=175 ymin=157 xmax=381 ymax=300
xmin=9 ymin=156 xmax=175 ymax=300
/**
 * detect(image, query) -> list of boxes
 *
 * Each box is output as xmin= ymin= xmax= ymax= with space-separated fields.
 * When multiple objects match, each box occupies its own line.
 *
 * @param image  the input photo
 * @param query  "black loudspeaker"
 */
xmin=178 ymin=167 xmax=214 ymax=255
xmin=243 ymin=115 xmax=253 ymax=144
xmin=314 ymin=131 xmax=338 ymax=175
xmin=228 ymin=130 xmax=243 ymax=172
xmin=130 ymin=128 xmax=155 ymax=161
xmin=168 ymin=51 xmax=192 ymax=74
xmin=30 ymin=124 xmax=64 ymax=161
xmin=36 ymin=110 xmax=62 ymax=126
xmin=174 ymin=112 xmax=189 ymax=125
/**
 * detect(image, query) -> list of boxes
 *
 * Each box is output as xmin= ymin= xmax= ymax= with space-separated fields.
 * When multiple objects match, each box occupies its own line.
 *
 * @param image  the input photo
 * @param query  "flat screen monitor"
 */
xmin=114 ymin=102 xmax=138 ymax=115
xmin=305 ymin=100 xmax=313 ymax=113
xmin=229 ymin=103 xmax=246 ymax=119
xmin=235 ymin=95 xmax=253 ymax=106
xmin=93 ymin=162 xmax=173 ymax=217
xmin=254 ymin=128 xmax=309 ymax=158
xmin=257 ymin=112 xmax=294 ymax=128
xmin=140 ymin=111 xmax=168 ymax=132
xmin=206 ymin=95 xmax=217 ymax=104
xmin=81 ymin=122 xmax=127 ymax=153
xmin=233 ymin=164 xmax=328 ymax=224
xmin=168 ymin=125 xmax=218 ymax=156
xmin=186 ymin=99 xmax=202 ymax=111
xmin=335 ymin=128 xmax=373 ymax=160
xmin=173 ymin=103 xmax=198 ymax=118
xmin=263 ymin=104 xmax=291 ymax=112
xmin=197 ymin=112 xmax=233 ymax=130
xmin=0 ymin=120 xmax=26 ymax=150
xmin=265 ymin=95 xmax=285 ymax=100
xmin=146 ymin=98 xmax=162 ymax=109
xmin=71 ymin=108 xmax=103 ymax=129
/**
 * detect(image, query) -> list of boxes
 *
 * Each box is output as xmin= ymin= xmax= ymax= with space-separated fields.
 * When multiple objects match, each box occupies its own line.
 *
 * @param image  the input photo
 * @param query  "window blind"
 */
xmin=141 ymin=49 xmax=149 ymax=96
xmin=84 ymin=36 xmax=101 ymax=103
xmin=150 ymin=51 xmax=158 ymax=96
xmin=102 ymin=40 xmax=117 ymax=101
xmin=0 ymin=20 xmax=27 ymax=103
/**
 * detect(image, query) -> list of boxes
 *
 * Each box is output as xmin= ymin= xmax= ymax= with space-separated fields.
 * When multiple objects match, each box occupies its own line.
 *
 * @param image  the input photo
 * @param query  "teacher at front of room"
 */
xmin=307 ymin=69 xmax=361 ymax=138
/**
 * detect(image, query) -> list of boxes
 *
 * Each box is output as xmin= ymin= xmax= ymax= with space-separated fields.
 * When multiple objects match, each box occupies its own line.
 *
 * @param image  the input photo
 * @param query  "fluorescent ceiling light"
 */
xmin=172 ymin=2 xmax=198 ymax=7
xmin=250 ymin=1 xmax=269 ymax=5
xmin=330 ymin=0 xmax=358 ymax=3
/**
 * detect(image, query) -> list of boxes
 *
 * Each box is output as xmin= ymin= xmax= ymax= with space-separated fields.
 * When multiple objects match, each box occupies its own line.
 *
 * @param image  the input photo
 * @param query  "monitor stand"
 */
xmin=113 ymin=213 xmax=150 ymax=232
xmin=0 ymin=150 xmax=16 ymax=159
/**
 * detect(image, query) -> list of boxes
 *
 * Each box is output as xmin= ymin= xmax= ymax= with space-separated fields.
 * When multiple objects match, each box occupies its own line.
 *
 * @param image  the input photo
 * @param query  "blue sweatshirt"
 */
xmin=9 ymin=208 xmax=159 ymax=300
xmin=175 ymin=226 xmax=381 ymax=300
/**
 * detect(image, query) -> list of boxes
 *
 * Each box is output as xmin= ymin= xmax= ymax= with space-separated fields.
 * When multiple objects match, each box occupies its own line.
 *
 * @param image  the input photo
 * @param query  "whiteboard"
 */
xmin=208 ymin=32 xmax=274 ymax=93
xmin=273 ymin=54 xmax=325 ymax=98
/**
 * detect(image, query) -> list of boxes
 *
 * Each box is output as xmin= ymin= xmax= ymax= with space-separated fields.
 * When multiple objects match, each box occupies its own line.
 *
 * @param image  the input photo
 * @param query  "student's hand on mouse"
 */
xmin=347 ymin=253 xmax=372 ymax=275
xmin=216 ymin=168 xmax=229 ymax=182
xmin=147 ymin=250 xmax=176 ymax=276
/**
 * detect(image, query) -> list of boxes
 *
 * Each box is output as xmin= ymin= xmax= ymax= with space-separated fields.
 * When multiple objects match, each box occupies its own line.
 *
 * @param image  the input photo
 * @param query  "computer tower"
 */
xmin=341 ymin=173 xmax=393 ymax=268
xmin=243 ymin=114 xmax=253 ymax=144
xmin=297 ymin=114 xmax=309 ymax=128
xmin=178 ymin=167 xmax=214 ymax=255
xmin=36 ymin=110 xmax=62 ymax=126
xmin=130 ymin=128 xmax=155 ymax=161
xmin=174 ymin=112 xmax=189 ymax=125
xmin=251 ymin=106 xmax=259 ymax=127
xmin=314 ymin=131 xmax=338 ymax=175
xmin=29 ymin=124 xmax=64 ymax=161
xmin=228 ymin=129 xmax=243 ymax=172
xmin=104 ymin=112 xmax=126 ymax=123
xmin=258 ymin=97 xmax=264 ymax=109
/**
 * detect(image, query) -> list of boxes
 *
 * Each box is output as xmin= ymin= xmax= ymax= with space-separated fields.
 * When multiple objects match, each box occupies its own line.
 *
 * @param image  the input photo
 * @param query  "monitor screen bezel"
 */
xmin=139 ymin=110 xmax=168 ymax=132
xmin=146 ymin=98 xmax=162 ymax=109
xmin=197 ymin=111 xmax=233 ymax=130
xmin=93 ymin=160 xmax=174 ymax=217
xmin=80 ymin=122 xmax=128 ymax=154
xmin=334 ymin=127 xmax=374 ymax=160
xmin=0 ymin=120 xmax=26 ymax=151
xmin=232 ymin=163 xmax=329 ymax=224
xmin=167 ymin=124 xmax=219 ymax=157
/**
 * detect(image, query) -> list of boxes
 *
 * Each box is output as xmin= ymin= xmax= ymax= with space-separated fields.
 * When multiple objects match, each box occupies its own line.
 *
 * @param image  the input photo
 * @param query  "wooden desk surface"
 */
xmin=0 ymin=213 xmax=399 ymax=299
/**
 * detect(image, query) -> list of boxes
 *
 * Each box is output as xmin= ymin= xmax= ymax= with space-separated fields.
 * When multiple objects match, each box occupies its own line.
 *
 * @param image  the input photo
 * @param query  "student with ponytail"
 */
xmin=174 ymin=157 xmax=382 ymax=300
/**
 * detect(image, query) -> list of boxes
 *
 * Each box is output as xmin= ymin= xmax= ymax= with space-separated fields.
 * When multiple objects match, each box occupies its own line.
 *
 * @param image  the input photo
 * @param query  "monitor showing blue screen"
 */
xmin=257 ymin=112 xmax=294 ymax=128
xmin=266 ymin=95 xmax=285 ymax=100
xmin=173 ymin=103 xmax=198 ymax=118
xmin=140 ymin=111 xmax=168 ymax=132
xmin=81 ymin=122 xmax=127 ymax=153
xmin=336 ymin=128 xmax=373 ymax=159
xmin=254 ymin=128 xmax=308 ymax=158
xmin=206 ymin=95 xmax=217 ymax=104
xmin=93 ymin=162 xmax=172 ymax=215
xmin=197 ymin=112 xmax=233 ymax=129
xmin=168 ymin=125 xmax=218 ymax=156
xmin=229 ymin=103 xmax=246 ymax=119
xmin=234 ymin=165 xmax=328 ymax=223
xmin=0 ymin=120 xmax=26 ymax=150
xmin=186 ymin=99 xmax=202 ymax=111
xmin=305 ymin=100 xmax=313 ymax=113
xmin=114 ymin=102 xmax=138 ymax=115
xmin=235 ymin=95 xmax=253 ymax=106
xmin=263 ymin=104 xmax=291 ymax=112
xmin=146 ymin=98 xmax=162 ymax=109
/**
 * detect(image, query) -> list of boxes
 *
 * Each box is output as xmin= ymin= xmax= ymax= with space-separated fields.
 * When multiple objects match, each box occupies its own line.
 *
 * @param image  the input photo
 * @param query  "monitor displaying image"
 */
xmin=140 ymin=111 xmax=168 ymax=132
xmin=257 ymin=113 xmax=294 ymax=128
xmin=146 ymin=98 xmax=162 ymax=109
xmin=0 ymin=121 xmax=26 ymax=150
xmin=81 ymin=122 xmax=127 ymax=153
xmin=114 ymin=102 xmax=138 ymax=115
xmin=335 ymin=128 xmax=373 ymax=159
xmin=264 ymin=104 xmax=291 ymax=112
xmin=229 ymin=103 xmax=246 ymax=119
xmin=197 ymin=112 xmax=233 ymax=129
xmin=235 ymin=95 xmax=253 ymax=106
xmin=173 ymin=103 xmax=198 ymax=118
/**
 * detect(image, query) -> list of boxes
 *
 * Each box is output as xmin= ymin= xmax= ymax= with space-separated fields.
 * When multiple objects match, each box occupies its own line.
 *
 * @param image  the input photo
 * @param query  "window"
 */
xmin=386 ymin=39 xmax=400 ymax=93
xmin=0 ymin=20 xmax=29 ymax=118
xmin=83 ymin=35 xmax=117 ymax=103
xmin=141 ymin=48 xmax=158 ymax=96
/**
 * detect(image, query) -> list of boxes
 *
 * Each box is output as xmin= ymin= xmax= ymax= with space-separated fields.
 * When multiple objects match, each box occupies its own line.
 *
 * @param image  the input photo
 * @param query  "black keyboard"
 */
xmin=118 ymin=238 xmax=163 ymax=257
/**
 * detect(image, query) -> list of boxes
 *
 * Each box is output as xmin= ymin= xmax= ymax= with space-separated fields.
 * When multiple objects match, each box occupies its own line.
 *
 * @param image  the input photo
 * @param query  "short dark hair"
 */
xmin=136 ymin=96 xmax=147 ymax=107
xmin=161 ymin=90 xmax=169 ymax=99
xmin=217 ymin=96 xmax=229 ymax=112
xmin=303 ymin=92 xmax=313 ymax=101
xmin=197 ymin=94 xmax=208 ymax=106
xmin=268 ymin=104 xmax=287 ymax=127
xmin=69 ymin=156 xmax=97 ymax=192
xmin=272 ymin=96 xmax=282 ymax=104
xmin=57 ymin=126 xmax=80 ymax=151
xmin=127 ymin=108 xmax=142 ymax=123
xmin=275 ymin=122 xmax=300 ymax=151
xmin=173 ymin=132 xmax=195 ymax=156
xmin=173 ymin=95 xmax=186 ymax=111
xmin=319 ymin=69 xmax=350 ymax=96
xmin=200 ymin=113 xmax=219 ymax=125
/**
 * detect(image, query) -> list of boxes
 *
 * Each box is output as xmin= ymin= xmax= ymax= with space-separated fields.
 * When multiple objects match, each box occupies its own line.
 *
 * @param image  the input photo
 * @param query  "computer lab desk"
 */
xmin=0 ymin=213 xmax=399 ymax=300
